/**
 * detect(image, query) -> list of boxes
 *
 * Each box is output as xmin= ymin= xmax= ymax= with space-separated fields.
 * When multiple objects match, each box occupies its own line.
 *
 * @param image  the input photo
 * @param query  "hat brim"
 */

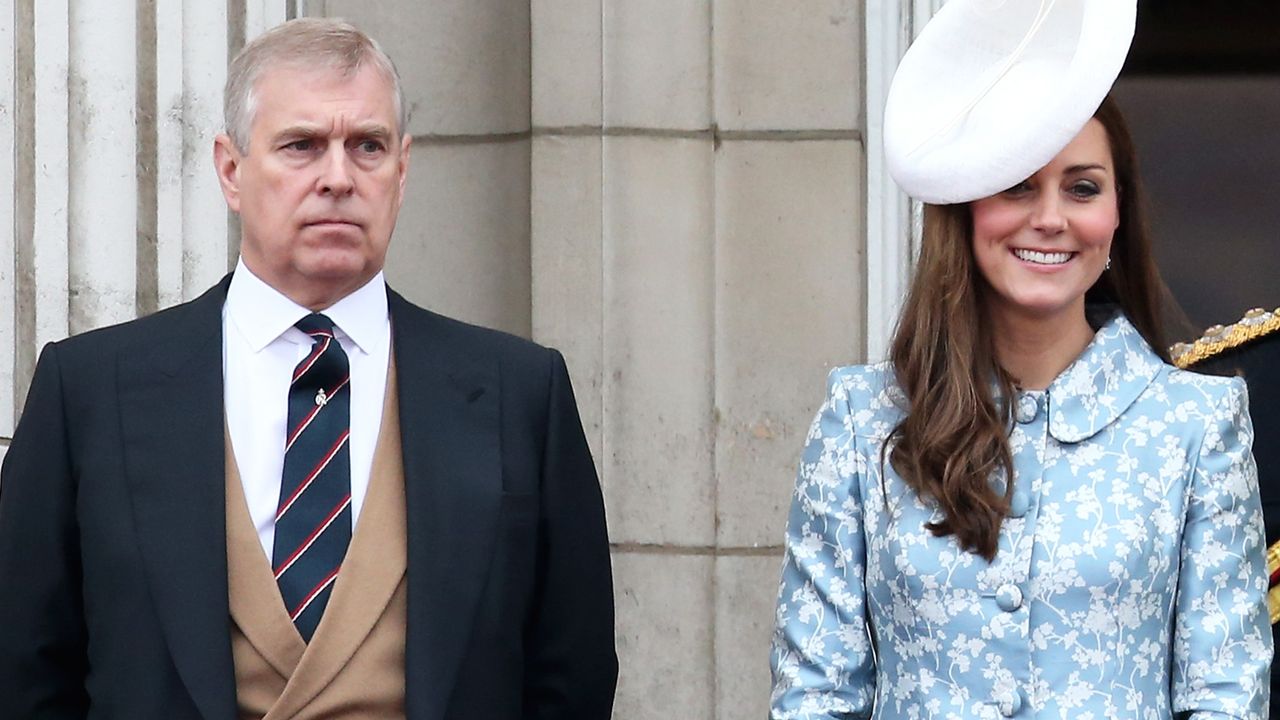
xmin=884 ymin=0 xmax=1136 ymax=205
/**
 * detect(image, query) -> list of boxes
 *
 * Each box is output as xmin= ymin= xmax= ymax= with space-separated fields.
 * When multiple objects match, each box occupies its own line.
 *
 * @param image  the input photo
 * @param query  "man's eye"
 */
xmin=284 ymin=139 xmax=315 ymax=152
xmin=357 ymin=140 xmax=386 ymax=154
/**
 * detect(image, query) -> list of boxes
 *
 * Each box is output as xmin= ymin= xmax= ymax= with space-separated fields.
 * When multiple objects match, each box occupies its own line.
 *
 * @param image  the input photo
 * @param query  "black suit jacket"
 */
xmin=0 ymin=277 xmax=617 ymax=719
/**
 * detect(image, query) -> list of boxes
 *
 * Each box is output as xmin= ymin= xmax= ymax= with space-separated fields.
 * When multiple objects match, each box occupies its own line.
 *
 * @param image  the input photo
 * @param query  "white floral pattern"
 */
xmin=771 ymin=315 xmax=1271 ymax=719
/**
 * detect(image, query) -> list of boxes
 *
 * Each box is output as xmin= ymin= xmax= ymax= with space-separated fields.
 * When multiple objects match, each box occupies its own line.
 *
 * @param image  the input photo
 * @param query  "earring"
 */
xmin=1105 ymin=257 xmax=1112 ymax=271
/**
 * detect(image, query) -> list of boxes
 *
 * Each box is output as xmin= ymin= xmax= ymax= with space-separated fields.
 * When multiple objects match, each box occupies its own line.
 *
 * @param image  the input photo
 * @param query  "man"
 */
xmin=0 ymin=18 xmax=616 ymax=719
xmin=1174 ymin=306 xmax=1280 ymax=718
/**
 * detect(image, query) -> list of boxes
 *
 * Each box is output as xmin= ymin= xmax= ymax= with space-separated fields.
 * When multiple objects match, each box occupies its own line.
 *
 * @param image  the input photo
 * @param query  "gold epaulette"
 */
xmin=1171 ymin=307 xmax=1280 ymax=370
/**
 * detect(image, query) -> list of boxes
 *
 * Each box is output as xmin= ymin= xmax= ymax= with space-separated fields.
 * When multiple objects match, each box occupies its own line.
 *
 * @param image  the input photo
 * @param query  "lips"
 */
xmin=1012 ymin=248 xmax=1074 ymax=266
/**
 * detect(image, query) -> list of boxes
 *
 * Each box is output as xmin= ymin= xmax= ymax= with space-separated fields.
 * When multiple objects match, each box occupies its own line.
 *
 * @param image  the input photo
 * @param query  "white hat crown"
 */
xmin=884 ymin=0 xmax=1137 ymax=204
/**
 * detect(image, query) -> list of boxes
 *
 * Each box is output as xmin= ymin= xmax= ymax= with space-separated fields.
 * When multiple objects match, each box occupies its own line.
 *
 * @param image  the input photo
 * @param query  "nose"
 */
xmin=1029 ymin=190 xmax=1066 ymax=234
xmin=317 ymin=142 xmax=355 ymax=197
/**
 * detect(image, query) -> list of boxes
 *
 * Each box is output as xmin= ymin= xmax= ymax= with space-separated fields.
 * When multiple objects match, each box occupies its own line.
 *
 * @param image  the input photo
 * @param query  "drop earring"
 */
xmin=1105 ymin=257 xmax=1112 ymax=271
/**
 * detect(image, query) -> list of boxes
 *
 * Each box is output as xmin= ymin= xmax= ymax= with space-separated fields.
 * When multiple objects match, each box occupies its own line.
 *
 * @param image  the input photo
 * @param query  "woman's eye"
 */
xmin=1069 ymin=181 xmax=1101 ymax=198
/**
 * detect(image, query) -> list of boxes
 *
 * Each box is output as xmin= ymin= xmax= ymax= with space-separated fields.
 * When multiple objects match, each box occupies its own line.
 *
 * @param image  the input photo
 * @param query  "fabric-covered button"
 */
xmin=996 ymin=584 xmax=1023 ymax=612
xmin=1015 ymin=393 xmax=1039 ymax=424
xmin=996 ymin=688 xmax=1024 ymax=717
xmin=1008 ymin=490 xmax=1030 ymax=518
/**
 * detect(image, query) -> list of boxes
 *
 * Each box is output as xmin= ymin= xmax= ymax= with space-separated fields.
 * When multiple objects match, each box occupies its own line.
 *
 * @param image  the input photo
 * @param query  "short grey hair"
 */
xmin=223 ymin=18 xmax=407 ymax=152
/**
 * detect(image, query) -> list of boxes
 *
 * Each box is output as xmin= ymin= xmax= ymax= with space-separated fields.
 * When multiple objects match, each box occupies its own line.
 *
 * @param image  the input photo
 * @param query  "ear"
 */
xmin=395 ymin=133 xmax=412 ymax=209
xmin=213 ymin=133 xmax=244 ymax=213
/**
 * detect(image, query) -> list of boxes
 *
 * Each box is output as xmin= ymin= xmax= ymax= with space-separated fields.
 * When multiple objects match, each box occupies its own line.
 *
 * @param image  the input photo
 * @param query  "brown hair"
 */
xmin=886 ymin=95 xmax=1174 ymax=560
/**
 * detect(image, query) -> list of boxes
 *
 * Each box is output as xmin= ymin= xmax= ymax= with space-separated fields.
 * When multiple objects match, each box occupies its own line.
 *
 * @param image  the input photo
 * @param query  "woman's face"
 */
xmin=970 ymin=118 xmax=1120 ymax=323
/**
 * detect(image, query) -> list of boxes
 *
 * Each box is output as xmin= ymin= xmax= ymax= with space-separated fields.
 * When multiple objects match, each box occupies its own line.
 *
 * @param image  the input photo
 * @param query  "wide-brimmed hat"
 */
xmin=884 ymin=0 xmax=1137 ymax=205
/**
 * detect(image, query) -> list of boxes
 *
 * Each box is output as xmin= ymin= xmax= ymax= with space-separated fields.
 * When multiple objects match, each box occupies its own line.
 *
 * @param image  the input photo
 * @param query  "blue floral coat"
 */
xmin=771 ymin=315 xmax=1271 ymax=719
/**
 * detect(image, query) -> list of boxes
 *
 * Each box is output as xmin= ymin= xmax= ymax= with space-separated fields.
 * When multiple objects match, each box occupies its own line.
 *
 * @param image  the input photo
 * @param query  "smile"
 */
xmin=1012 ymin=249 xmax=1074 ymax=266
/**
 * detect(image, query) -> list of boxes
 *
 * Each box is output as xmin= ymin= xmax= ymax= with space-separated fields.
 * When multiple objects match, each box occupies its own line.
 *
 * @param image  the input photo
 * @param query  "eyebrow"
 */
xmin=271 ymin=123 xmax=395 ymax=142
xmin=1065 ymin=163 xmax=1108 ymax=174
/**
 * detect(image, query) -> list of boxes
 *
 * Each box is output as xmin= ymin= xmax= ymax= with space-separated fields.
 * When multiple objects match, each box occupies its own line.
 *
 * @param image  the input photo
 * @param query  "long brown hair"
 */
xmin=886 ymin=95 xmax=1173 ymax=560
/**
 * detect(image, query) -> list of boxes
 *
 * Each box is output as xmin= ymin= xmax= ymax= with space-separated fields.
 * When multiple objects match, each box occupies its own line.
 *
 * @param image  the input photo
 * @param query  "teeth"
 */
xmin=1013 ymin=249 xmax=1072 ymax=265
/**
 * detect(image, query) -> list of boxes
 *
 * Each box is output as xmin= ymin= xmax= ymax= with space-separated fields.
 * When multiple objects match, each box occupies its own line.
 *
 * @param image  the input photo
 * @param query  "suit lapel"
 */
xmin=119 ymin=278 xmax=237 ymax=720
xmin=389 ymin=292 xmax=503 ymax=720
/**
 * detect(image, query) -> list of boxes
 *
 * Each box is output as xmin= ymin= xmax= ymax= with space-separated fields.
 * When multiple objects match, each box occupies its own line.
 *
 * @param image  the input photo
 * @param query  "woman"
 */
xmin=769 ymin=88 xmax=1271 ymax=720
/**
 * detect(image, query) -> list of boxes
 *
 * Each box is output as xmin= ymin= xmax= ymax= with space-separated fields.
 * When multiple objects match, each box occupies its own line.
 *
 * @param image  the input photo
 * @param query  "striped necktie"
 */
xmin=272 ymin=313 xmax=352 ymax=642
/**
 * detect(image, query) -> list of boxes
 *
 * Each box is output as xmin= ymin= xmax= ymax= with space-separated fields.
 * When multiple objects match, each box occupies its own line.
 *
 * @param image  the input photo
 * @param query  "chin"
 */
xmin=1006 ymin=294 xmax=1084 ymax=319
xmin=298 ymin=253 xmax=372 ymax=280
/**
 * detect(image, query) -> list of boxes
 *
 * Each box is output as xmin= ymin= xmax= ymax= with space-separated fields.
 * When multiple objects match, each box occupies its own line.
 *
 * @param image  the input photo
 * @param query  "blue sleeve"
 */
xmin=770 ymin=369 xmax=874 ymax=719
xmin=1172 ymin=377 xmax=1272 ymax=719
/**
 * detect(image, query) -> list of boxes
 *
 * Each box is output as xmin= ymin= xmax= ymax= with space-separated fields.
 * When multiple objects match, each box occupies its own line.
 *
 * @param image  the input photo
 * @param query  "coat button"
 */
xmin=996 ymin=584 xmax=1023 ymax=612
xmin=1008 ymin=490 xmax=1030 ymax=518
xmin=1015 ymin=393 xmax=1039 ymax=424
xmin=996 ymin=688 xmax=1024 ymax=716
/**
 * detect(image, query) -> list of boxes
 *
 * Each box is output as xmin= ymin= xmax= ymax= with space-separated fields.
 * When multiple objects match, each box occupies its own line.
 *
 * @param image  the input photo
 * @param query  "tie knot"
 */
xmin=296 ymin=313 xmax=337 ymax=339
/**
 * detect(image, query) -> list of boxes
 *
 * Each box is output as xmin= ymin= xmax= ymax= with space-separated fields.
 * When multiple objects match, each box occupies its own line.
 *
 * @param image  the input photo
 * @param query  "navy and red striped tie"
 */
xmin=272 ymin=313 xmax=352 ymax=641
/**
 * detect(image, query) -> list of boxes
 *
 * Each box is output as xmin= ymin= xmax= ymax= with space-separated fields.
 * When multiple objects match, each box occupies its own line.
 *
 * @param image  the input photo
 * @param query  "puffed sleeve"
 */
xmin=770 ymin=369 xmax=874 ymax=719
xmin=1172 ymin=377 xmax=1272 ymax=718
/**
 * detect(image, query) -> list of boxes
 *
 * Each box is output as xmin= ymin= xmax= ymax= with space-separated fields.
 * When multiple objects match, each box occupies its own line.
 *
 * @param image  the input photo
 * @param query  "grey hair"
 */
xmin=223 ymin=18 xmax=407 ymax=153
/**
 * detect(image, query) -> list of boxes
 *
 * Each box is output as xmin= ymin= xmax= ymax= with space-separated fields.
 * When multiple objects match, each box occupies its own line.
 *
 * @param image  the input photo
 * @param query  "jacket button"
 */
xmin=1015 ymin=393 xmax=1039 ymax=423
xmin=996 ymin=584 xmax=1023 ymax=612
xmin=1008 ymin=490 xmax=1030 ymax=518
xmin=996 ymin=688 xmax=1024 ymax=716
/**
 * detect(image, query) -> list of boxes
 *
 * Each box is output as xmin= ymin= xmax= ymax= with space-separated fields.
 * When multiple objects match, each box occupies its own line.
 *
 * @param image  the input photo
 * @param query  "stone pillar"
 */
xmin=68 ymin=0 xmax=138 ymax=335
xmin=1 ymin=0 xmax=18 ymax=455
xmin=532 ymin=1 xmax=865 ymax=717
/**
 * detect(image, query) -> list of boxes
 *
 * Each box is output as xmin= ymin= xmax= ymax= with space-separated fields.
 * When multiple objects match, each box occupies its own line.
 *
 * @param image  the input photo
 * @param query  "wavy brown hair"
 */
xmin=886 ymin=95 xmax=1174 ymax=560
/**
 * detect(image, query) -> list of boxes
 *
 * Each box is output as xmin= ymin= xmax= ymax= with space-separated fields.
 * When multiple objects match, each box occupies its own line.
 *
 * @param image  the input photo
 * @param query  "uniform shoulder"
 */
xmin=1171 ymin=306 xmax=1280 ymax=371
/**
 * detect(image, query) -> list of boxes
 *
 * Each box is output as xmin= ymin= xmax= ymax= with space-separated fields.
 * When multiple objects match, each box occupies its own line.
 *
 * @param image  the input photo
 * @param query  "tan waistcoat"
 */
xmin=224 ymin=366 xmax=407 ymax=720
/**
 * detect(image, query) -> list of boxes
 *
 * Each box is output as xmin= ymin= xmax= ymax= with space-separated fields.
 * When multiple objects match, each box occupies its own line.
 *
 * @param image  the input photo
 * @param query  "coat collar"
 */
xmin=1046 ymin=313 xmax=1166 ymax=443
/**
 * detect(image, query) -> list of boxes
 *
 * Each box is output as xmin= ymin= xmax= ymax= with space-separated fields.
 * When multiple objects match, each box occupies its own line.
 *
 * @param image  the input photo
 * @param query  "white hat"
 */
xmin=884 ymin=0 xmax=1137 ymax=204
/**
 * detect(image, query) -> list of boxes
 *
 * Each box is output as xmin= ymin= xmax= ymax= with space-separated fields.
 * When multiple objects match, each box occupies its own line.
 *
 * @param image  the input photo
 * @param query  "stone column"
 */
xmin=532 ymin=1 xmax=866 ymax=717
xmin=0 ymin=0 xmax=19 ymax=457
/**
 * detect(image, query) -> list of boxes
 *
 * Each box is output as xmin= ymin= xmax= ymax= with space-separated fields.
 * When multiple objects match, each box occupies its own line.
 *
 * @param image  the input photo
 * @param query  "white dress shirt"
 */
xmin=222 ymin=259 xmax=390 ymax=560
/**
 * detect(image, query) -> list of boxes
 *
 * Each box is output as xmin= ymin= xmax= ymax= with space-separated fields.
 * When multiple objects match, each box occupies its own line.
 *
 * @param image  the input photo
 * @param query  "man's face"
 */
xmin=214 ymin=63 xmax=411 ymax=309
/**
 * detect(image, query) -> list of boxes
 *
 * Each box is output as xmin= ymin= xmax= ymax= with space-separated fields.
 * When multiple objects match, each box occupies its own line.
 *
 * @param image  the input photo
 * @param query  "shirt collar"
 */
xmin=225 ymin=257 xmax=389 ymax=354
xmin=1046 ymin=312 xmax=1165 ymax=443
